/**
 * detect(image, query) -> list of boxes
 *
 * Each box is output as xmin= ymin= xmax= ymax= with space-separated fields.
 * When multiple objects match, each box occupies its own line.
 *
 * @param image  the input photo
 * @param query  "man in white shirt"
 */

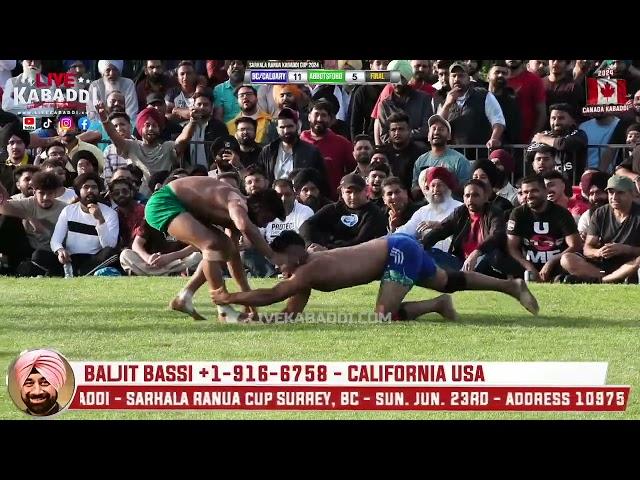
xmin=41 ymin=172 xmax=120 ymax=276
xmin=86 ymin=60 xmax=138 ymax=122
xmin=397 ymin=166 xmax=462 ymax=252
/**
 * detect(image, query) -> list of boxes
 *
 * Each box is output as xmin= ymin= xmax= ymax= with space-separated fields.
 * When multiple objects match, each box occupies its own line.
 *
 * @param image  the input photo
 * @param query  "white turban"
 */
xmin=98 ymin=60 xmax=124 ymax=75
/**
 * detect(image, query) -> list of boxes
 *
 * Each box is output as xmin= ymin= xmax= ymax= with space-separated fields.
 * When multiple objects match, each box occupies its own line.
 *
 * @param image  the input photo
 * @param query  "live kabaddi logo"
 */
xmin=582 ymin=66 xmax=630 ymax=115
xmin=12 ymin=72 xmax=91 ymax=113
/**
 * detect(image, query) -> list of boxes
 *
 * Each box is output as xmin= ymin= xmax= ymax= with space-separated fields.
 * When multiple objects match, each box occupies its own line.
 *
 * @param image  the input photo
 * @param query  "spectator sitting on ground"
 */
xmin=561 ymin=175 xmax=640 ymax=283
xmin=471 ymin=159 xmax=513 ymax=213
xmin=40 ymin=159 xmax=76 ymax=203
xmin=40 ymin=172 xmax=120 ymax=277
xmin=614 ymin=123 xmax=640 ymax=189
xmin=397 ymin=166 xmax=462 ymax=253
xmin=507 ymin=175 xmax=581 ymax=283
xmin=489 ymin=149 xmax=519 ymax=205
xmin=542 ymin=170 xmax=589 ymax=222
xmin=577 ymin=171 xmax=610 ymax=240
xmin=0 ymin=122 xmax=33 ymax=195
xmin=382 ymin=176 xmax=420 ymax=233
xmin=109 ymin=177 xmax=145 ymax=249
xmin=299 ymin=173 xmax=387 ymax=251
xmin=366 ymin=160 xmax=389 ymax=211
xmin=70 ymin=150 xmax=99 ymax=177
xmin=422 ymin=179 xmax=508 ymax=276
xmin=291 ymin=167 xmax=332 ymax=213
xmin=10 ymin=165 xmax=39 ymax=200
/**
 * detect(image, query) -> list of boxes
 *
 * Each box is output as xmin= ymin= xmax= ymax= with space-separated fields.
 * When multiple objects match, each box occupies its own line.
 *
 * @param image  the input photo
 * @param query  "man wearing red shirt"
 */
xmin=300 ymin=100 xmax=356 ymax=200
xmin=506 ymin=60 xmax=547 ymax=144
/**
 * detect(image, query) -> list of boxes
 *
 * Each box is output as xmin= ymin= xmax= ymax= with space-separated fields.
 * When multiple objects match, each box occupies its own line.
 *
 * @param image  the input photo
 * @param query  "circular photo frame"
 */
xmin=6 ymin=348 xmax=76 ymax=417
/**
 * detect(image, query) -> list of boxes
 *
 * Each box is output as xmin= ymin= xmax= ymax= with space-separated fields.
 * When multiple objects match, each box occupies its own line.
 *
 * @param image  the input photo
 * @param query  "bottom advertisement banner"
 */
xmin=68 ymin=385 xmax=630 ymax=412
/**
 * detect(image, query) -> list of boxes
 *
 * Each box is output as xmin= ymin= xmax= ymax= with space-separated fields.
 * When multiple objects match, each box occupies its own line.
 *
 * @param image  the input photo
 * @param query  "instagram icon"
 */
xmin=58 ymin=116 xmax=75 ymax=132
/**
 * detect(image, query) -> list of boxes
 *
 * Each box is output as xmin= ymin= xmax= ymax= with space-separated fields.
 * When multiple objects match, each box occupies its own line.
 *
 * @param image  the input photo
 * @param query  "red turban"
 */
xmin=136 ymin=106 xmax=166 ymax=134
xmin=14 ymin=350 xmax=67 ymax=391
xmin=426 ymin=166 xmax=457 ymax=191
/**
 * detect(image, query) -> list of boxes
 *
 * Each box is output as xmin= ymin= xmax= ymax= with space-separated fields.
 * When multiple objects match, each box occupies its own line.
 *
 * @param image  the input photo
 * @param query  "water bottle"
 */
xmin=63 ymin=263 xmax=74 ymax=278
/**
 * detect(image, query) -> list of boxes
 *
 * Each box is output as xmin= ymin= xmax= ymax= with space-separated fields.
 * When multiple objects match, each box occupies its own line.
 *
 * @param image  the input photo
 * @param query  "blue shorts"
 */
xmin=382 ymin=233 xmax=437 ymax=287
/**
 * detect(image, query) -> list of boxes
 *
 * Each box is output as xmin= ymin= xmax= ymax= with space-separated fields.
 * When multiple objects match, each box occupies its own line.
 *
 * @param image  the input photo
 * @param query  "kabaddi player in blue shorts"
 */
xmin=212 ymin=231 xmax=539 ymax=321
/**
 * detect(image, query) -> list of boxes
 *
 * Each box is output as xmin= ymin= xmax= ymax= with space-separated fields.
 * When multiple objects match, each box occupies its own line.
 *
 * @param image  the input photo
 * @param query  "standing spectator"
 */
xmin=38 ymin=172 xmax=120 ymax=276
xmin=530 ymin=103 xmax=588 ymax=182
xmin=374 ymin=60 xmax=432 ymax=146
xmin=300 ymin=100 xmax=356 ymax=200
xmin=412 ymin=114 xmax=471 ymax=199
xmin=438 ymin=62 xmax=505 ymax=157
xmin=136 ymin=60 xmax=174 ymax=110
xmin=464 ymin=60 xmax=489 ymax=89
xmin=213 ymin=60 xmax=247 ymax=123
xmin=578 ymin=113 xmax=620 ymax=172
xmin=299 ymin=173 xmax=387 ymax=251
xmin=507 ymin=175 xmax=581 ymax=282
xmin=86 ymin=60 xmax=138 ymax=122
xmin=561 ymin=175 xmax=640 ymax=283
xmin=379 ymin=112 xmax=427 ymax=192
xmin=488 ymin=61 xmax=521 ymax=145
xmin=257 ymin=108 xmax=329 ymax=196
xmin=543 ymin=60 xmax=585 ymax=118
xmin=527 ymin=60 xmax=549 ymax=78
xmin=349 ymin=59 xmax=389 ymax=138
xmin=2 ymin=60 xmax=43 ymax=114
xmin=506 ymin=59 xmax=547 ymax=145
xmin=0 ymin=60 xmax=16 ymax=92
xmin=572 ymin=60 xmax=595 ymax=85
xmin=226 ymin=85 xmax=272 ymax=145
xmin=431 ymin=60 xmax=452 ymax=112
xmin=165 ymin=61 xmax=198 ymax=126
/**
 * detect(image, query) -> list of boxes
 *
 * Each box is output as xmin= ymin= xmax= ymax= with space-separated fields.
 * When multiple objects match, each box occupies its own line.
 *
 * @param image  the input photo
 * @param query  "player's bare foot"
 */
xmin=170 ymin=296 xmax=207 ymax=321
xmin=514 ymin=279 xmax=539 ymax=315
xmin=434 ymin=294 xmax=458 ymax=321
xmin=216 ymin=305 xmax=246 ymax=324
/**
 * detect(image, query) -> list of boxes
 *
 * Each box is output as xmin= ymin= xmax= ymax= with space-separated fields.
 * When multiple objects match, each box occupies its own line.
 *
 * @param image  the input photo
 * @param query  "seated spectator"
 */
xmin=2 ymin=60 xmax=43 ymax=115
xmin=165 ymin=61 xmax=199 ymax=125
xmin=226 ymin=85 xmax=272 ymax=145
xmin=145 ymin=93 xmax=184 ymax=141
xmin=379 ymin=112 xmax=428 ymax=192
xmin=242 ymin=178 xmax=314 ymax=277
xmin=110 ymin=165 xmax=147 ymax=204
xmin=45 ymin=115 xmax=105 ymax=175
xmin=396 ymin=167 xmax=462 ymax=252
xmin=561 ymin=175 xmax=640 ymax=283
xmin=371 ymin=147 xmax=390 ymax=166
xmin=39 ymin=141 xmax=69 ymax=168
xmin=86 ymin=60 xmax=138 ymax=122
xmin=366 ymin=161 xmax=389 ymax=210
xmin=83 ymin=90 xmax=129 ymax=150
xmin=120 ymin=216 xmax=201 ymax=276
xmin=299 ymin=173 xmax=387 ymax=251
xmin=136 ymin=60 xmax=175 ymax=110
xmin=382 ymin=176 xmax=420 ymax=232
xmin=233 ymin=117 xmax=262 ymax=168
xmin=614 ymin=123 xmax=640 ymax=187
xmin=109 ymin=177 xmax=145 ymax=249
xmin=102 ymin=112 xmax=134 ymax=183
xmin=528 ymin=143 xmax=558 ymax=175
xmin=40 ymin=159 xmax=76 ymax=203
xmin=291 ymin=167 xmax=332 ymax=213
xmin=11 ymin=165 xmax=39 ymax=200
xmin=422 ymin=179 xmax=508 ymax=275
xmin=412 ymin=114 xmax=471 ymax=199
xmin=489 ymin=149 xmax=519 ymax=205
xmin=35 ymin=172 xmax=120 ymax=277
xmin=0 ymin=122 xmax=33 ymax=195
xmin=507 ymin=175 xmax=581 ymax=282
xmin=243 ymin=165 xmax=269 ymax=196
xmin=579 ymin=113 xmax=621 ymax=173
xmin=471 ymin=159 xmax=513 ymax=213
xmin=577 ymin=171 xmax=610 ymax=240
xmin=0 ymin=171 xmax=66 ymax=275
xmin=352 ymin=134 xmax=374 ymax=179
xmin=542 ymin=170 xmax=589 ymax=222
xmin=213 ymin=60 xmax=247 ymax=123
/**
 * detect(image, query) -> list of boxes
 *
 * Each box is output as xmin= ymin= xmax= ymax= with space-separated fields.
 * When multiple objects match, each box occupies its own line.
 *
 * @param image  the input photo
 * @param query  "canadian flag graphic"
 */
xmin=587 ymin=78 xmax=627 ymax=105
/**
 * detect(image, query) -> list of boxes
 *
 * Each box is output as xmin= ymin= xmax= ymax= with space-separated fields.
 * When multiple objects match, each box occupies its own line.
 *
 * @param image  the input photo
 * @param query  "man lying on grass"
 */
xmin=211 ymin=231 xmax=540 ymax=322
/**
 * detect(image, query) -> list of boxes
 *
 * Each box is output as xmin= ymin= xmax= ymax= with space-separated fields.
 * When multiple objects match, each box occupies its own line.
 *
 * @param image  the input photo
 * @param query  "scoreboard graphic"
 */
xmin=245 ymin=69 xmax=401 ymax=85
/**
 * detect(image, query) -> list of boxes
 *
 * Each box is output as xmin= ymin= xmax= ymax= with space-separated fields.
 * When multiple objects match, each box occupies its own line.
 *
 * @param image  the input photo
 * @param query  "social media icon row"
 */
xmin=22 ymin=115 xmax=90 ymax=131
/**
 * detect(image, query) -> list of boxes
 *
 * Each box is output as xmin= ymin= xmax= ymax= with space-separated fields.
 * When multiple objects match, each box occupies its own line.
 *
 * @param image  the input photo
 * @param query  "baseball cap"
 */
xmin=449 ymin=62 xmax=468 ymax=74
xmin=211 ymin=135 xmax=241 ymax=158
xmin=146 ymin=93 xmax=165 ymax=106
xmin=605 ymin=175 xmax=635 ymax=192
xmin=427 ymin=114 xmax=451 ymax=133
xmin=339 ymin=173 xmax=366 ymax=191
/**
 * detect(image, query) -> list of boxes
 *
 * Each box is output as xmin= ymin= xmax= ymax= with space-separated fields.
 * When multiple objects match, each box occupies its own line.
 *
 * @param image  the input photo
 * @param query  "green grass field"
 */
xmin=1 ymin=277 xmax=638 ymax=419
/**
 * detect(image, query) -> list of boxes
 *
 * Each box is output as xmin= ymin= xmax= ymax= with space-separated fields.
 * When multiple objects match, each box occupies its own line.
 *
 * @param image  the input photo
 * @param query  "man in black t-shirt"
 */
xmin=507 ymin=175 xmax=581 ymax=282
xmin=561 ymin=175 xmax=640 ymax=283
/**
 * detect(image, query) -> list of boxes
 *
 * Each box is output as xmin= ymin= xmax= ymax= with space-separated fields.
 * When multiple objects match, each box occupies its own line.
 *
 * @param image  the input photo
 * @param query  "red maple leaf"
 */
xmin=600 ymin=82 xmax=615 ymax=98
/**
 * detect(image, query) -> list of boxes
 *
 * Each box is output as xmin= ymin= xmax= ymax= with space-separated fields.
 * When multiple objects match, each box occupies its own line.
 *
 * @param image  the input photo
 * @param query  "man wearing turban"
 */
xmin=86 ymin=60 xmax=139 ymax=123
xmin=14 ymin=349 xmax=67 ymax=416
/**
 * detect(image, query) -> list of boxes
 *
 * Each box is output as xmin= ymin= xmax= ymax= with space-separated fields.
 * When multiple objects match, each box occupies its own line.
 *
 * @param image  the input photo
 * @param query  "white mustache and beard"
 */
xmin=426 ymin=189 xmax=452 ymax=213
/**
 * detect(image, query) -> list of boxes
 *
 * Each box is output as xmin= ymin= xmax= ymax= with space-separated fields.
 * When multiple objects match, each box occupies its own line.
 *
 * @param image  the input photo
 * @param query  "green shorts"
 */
xmin=144 ymin=184 xmax=187 ymax=234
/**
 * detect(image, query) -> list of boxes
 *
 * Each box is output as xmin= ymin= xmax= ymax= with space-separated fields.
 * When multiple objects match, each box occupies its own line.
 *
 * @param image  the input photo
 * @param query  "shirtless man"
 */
xmin=143 ymin=175 xmax=287 ymax=322
xmin=212 ymin=231 xmax=539 ymax=321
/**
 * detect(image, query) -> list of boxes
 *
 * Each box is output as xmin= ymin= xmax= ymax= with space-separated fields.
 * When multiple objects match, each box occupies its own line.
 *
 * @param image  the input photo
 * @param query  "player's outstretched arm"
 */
xmin=212 ymin=276 xmax=308 ymax=307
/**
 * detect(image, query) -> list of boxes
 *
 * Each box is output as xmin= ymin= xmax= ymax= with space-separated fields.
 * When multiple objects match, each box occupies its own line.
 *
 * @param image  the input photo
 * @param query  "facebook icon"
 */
xmin=78 ymin=116 xmax=89 ymax=131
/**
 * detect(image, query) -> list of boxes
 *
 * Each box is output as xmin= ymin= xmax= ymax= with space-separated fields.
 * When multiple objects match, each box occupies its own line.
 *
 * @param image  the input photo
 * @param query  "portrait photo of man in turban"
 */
xmin=12 ymin=349 xmax=71 ymax=416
